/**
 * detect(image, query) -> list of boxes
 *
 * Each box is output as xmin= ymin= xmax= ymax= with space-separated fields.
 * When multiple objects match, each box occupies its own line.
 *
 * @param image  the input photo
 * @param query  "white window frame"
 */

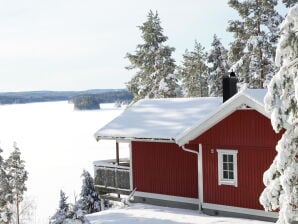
xmin=217 ymin=149 xmax=238 ymax=187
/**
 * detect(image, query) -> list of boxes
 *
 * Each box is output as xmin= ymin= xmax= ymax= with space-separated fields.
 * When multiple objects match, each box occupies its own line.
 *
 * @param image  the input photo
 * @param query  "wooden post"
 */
xmin=116 ymin=141 xmax=120 ymax=165
xmin=116 ymin=141 xmax=120 ymax=198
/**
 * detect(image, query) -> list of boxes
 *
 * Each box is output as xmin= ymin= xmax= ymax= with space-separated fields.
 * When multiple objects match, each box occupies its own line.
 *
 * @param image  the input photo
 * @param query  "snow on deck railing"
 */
xmin=93 ymin=158 xmax=130 ymax=169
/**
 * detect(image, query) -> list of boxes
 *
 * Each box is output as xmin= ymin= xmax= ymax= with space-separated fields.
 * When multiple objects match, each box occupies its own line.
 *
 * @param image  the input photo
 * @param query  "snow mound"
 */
xmin=86 ymin=203 xmax=271 ymax=224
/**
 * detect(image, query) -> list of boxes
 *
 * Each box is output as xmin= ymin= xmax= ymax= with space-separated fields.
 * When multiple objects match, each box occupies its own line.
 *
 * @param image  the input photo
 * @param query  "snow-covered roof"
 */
xmin=94 ymin=88 xmax=268 ymax=146
xmin=95 ymin=97 xmax=222 ymax=141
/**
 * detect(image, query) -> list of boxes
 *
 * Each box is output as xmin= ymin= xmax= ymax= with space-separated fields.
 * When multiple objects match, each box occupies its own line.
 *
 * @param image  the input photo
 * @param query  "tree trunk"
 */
xmin=256 ymin=0 xmax=264 ymax=88
xmin=16 ymin=193 xmax=19 ymax=224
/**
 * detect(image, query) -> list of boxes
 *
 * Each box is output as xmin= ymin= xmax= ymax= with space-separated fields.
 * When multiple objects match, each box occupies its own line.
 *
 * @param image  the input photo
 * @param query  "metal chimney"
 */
xmin=223 ymin=72 xmax=237 ymax=102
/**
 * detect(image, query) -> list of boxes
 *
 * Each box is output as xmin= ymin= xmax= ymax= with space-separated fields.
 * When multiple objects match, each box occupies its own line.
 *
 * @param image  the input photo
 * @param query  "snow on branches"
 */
xmin=260 ymin=4 xmax=298 ymax=224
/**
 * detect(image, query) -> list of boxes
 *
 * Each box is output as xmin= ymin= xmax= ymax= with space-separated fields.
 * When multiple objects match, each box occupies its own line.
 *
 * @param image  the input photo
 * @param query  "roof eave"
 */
xmin=95 ymin=135 xmax=175 ymax=143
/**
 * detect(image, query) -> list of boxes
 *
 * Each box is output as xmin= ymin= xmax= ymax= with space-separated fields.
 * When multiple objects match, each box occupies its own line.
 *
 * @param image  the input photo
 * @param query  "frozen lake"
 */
xmin=0 ymin=101 xmax=127 ymax=224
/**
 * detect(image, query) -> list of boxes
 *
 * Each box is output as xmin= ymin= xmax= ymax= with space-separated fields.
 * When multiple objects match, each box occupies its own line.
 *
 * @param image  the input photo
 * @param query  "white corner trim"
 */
xmin=202 ymin=203 xmax=278 ymax=219
xmin=198 ymin=144 xmax=204 ymax=204
xmin=129 ymin=142 xmax=133 ymax=191
xmin=134 ymin=191 xmax=200 ymax=205
xmin=217 ymin=149 xmax=238 ymax=187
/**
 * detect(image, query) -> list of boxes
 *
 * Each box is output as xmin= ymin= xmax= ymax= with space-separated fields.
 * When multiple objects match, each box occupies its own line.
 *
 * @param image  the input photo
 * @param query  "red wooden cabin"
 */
xmin=93 ymin=77 xmax=287 ymax=221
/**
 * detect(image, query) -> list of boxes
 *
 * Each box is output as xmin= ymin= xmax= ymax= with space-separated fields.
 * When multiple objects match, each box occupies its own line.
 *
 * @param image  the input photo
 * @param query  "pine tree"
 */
xmin=77 ymin=170 xmax=100 ymax=215
xmin=0 ymin=147 xmax=12 ymax=224
xmin=126 ymin=10 xmax=180 ymax=102
xmin=177 ymin=40 xmax=208 ymax=97
xmin=4 ymin=143 xmax=28 ymax=224
xmin=259 ymin=4 xmax=298 ymax=224
xmin=227 ymin=0 xmax=283 ymax=88
xmin=282 ymin=0 xmax=297 ymax=8
xmin=50 ymin=190 xmax=70 ymax=224
xmin=208 ymin=34 xmax=230 ymax=96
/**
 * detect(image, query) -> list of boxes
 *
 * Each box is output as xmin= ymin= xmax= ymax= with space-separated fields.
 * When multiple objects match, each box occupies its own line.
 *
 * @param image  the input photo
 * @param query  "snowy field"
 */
xmin=86 ymin=203 xmax=271 ymax=224
xmin=0 ymin=101 xmax=128 ymax=224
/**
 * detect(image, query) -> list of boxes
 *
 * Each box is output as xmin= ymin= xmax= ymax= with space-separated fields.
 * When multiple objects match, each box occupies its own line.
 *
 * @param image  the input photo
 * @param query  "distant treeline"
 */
xmin=69 ymin=90 xmax=133 ymax=110
xmin=0 ymin=89 xmax=128 ymax=105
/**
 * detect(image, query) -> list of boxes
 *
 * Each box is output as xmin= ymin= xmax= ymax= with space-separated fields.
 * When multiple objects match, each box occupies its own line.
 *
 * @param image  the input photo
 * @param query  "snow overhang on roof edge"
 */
xmin=175 ymin=92 xmax=269 ymax=147
xmin=95 ymin=135 xmax=175 ymax=143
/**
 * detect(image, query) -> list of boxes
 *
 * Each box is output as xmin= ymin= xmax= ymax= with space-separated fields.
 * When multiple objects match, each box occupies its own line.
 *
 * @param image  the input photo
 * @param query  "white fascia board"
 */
xmin=95 ymin=136 xmax=174 ymax=143
xmin=176 ymin=94 xmax=269 ymax=146
xmin=134 ymin=191 xmax=200 ymax=205
xmin=95 ymin=136 xmax=133 ymax=141
xmin=202 ymin=203 xmax=278 ymax=219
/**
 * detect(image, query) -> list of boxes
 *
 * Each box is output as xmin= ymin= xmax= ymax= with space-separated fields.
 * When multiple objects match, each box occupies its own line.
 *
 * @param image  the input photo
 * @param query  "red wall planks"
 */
xmin=132 ymin=141 xmax=198 ymax=198
xmin=192 ymin=110 xmax=281 ymax=148
xmin=131 ymin=110 xmax=282 ymax=210
xmin=190 ymin=110 xmax=281 ymax=209
xmin=202 ymin=145 xmax=276 ymax=209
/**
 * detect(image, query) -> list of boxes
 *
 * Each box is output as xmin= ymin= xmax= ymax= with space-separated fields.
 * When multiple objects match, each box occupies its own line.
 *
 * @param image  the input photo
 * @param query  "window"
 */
xmin=217 ymin=149 xmax=238 ymax=187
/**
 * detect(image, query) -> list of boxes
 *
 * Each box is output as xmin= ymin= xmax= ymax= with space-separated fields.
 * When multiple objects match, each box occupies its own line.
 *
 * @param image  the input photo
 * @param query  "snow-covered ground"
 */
xmin=86 ymin=203 xmax=271 ymax=224
xmin=0 ymin=101 xmax=128 ymax=224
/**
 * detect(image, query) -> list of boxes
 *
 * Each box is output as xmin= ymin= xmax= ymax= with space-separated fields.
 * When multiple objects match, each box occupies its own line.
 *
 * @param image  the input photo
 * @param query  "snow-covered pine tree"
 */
xmin=282 ymin=0 xmax=297 ymax=8
xmin=0 ymin=147 xmax=12 ymax=224
xmin=259 ymin=4 xmax=298 ymax=224
xmin=177 ymin=40 xmax=208 ymax=97
xmin=208 ymin=34 xmax=230 ymax=96
xmin=126 ymin=10 xmax=180 ymax=102
xmin=77 ymin=170 xmax=100 ymax=215
xmin=227 ymin=0 xmax=283 ymax=88
xmin=4 ymin=143 xmax=28 ymax=224
xmin=50 ymin=190 xmax=71 ymax=224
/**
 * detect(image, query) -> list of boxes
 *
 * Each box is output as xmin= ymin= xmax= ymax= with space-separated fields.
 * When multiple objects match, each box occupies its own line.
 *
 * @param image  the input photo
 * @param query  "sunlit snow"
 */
xmin=0 ymin=101 xmax=127 ymax=224
xmin=86 ymin=203 xmax=271 ymax=224
xmin=95 ymin=97 xmax=222 ymax=140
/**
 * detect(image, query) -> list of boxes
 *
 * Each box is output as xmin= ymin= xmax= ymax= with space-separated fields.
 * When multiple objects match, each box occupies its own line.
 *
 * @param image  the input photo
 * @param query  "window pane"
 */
xmin=229 ymin=171 xmax=234 ymax=179
xmin=223 ymin=154 xmax=227 ymax=162
xmin=228 ymin=155 xmax=233 ymax=162
xmin=228 ymin=163 xmax=233 ymax=170
xmin=223 ymin=171 xmax=229 ymax=179
xmin=223 ymin=163 xmax=228 ymax=170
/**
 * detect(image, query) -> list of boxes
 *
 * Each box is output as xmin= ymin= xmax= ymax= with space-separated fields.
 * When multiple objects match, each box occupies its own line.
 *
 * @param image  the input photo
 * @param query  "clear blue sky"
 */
xmin=0 ymin=0 xmax=286 ymax=92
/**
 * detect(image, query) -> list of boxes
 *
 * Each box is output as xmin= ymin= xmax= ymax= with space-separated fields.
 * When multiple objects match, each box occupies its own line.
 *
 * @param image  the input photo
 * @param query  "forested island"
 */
xmin=0 ymin=89 xmax=133 ymax=110
xmin=69 ymin=90 xmax=133 ymax=110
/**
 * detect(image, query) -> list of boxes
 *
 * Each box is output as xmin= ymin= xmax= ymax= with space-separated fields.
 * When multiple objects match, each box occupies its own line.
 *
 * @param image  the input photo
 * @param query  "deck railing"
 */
xmin=93 ymin=159 xmax=130 ymax=191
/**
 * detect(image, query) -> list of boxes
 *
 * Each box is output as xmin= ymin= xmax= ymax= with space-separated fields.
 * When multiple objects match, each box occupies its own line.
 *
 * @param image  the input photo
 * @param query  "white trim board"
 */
xmin=134 ymin=191 xmax=200 ymax=205
xmin=96 ymin=136 xmax=175 ymax=143
xmin=198 ymin=144 xmax=204 ymax=204
xmin=129 ymin=142 xmax=133 ymax=191
xmin=202 ymin=203 xmax=278 ymax=219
